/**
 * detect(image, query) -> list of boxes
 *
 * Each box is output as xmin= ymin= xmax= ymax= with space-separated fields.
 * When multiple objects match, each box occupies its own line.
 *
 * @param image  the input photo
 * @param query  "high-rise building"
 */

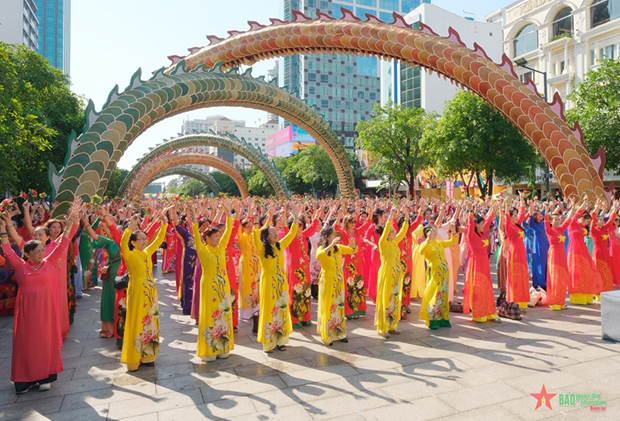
xmin=267 ymin=61 xmax=281 ymax=124
xmin=282 ymin=0 xmax=430 ymax=149
xmin=34 ymin=0 xmax=71 ymax=74
xmin=386 ymin=3 xmax=502 ymax=113
xmin=0 ymin=0 xmax=39 ymax=51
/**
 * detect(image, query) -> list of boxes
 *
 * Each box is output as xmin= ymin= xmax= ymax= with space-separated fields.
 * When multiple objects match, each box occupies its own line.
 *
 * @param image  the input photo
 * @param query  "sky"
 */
xmin=71 ymin=0 xmax=509 ymax=172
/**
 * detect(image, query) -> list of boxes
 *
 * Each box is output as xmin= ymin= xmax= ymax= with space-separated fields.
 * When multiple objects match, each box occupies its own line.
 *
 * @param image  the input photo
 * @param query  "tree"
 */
xmin=210 ymin=172 xmax=241 ymax=196
xmin=422 ymin=91 xmax=538 ymax=197
xmin=245 ymin=167 xmax=274 ymax=197
xmin=566 ymin=58 xmax=620 ymax=173
xmin=165 ymin=178 xmax=181 ymax=194
xmin=178 ymin=179 xmax=209 ymax=197
xmin=0 ymin=42 xmax=85 ymax=193
xmin=356 ymin=102 xmax=434 ymax=197
xmin=292 ymin=145 xmax=340 ymax=196
xmin=104 ymin=169 xmax=129 ymax=198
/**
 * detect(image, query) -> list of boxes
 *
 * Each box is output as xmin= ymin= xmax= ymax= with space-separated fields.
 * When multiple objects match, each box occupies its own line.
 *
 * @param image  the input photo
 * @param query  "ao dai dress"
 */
xmin=375 ymin=220 xmax=408 ymax=335
xmin=285 ymin=219 xmax=319 ymax=327
xmin=316 ymin=244 xmax=356 ymax=345
xmin=2 ymin=238 xmax=69 ymax=389
xmin=120 ymin=224 xmax=167 ymax=371
xmin=590 ymin=212 xmax=617 ymax=295
xmin=419 ymin=235 xmax=458 ymax=328
xmin=335 ymin=224 xmax=368 ymax=318
xmin=544 ymin=215 xmax=571 ymax=310
xmin=504 ymin=208 xmax=530 ymax=308
xmin=463 ymin=213 xmax=498 ymax=322
xmin=193 ymin=217 xmax=234 ymax=358
xmin=567 ymin=214 xmax=600 ymax=304
xmin=253 ymin=223 xmax=299 ymax=352
xmin=238 ymin=228 xmax=260 ymax=320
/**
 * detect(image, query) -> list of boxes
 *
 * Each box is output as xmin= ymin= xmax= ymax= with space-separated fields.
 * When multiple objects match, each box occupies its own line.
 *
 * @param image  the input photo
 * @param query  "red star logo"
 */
xmin=531 ymin=384 xmax=557 ymax=410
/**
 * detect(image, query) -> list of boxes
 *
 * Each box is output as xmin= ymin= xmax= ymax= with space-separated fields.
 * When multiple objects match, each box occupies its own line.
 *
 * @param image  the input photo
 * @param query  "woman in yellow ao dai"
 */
xmin=316 ymin=225 xmax=357 ymax=346
xmin=253 ymin=205 xmax=301 ymax=353
xmin=120 ymin=213 xmax=168 ymax=372
xmin=191 ymin=205 xmax=234 ymax=361
xmin=419 ymin=224 xmax=457 ymax=329
xmin=375 ymin=207 xmax=409 ymax=338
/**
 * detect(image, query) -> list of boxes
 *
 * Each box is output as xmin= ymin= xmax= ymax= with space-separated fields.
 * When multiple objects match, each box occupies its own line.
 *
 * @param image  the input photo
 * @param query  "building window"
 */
xmin=552 ymin=7 xmax=573 ymax=40
xmin=357 ymin=0 xmax=376 ymax=6
xmin=591 ymin=49 xmax=598 ymax=65
xmin=320 ymin=0 xmax=329 ymax=10
xmin=333 ymin=75 xmax=341 ymax=84
xmin=333 ymin=63 xmax=341 ymax=73
xmin=308 ymin=73 xmax=317 ymax=82
xmin=357 ymin=91 xmax=365 ymax=99
xmin=369 ymin=92 xmax=377 ymax=100
xmin=513 ymin=24 xmax=538 ymax=57
xmin=321 ymin=86 xmax=329 ymax=96
xmin=380 ymin=0 xmax=398 ymax=10
xmin=380 ymin=11 xmax=393 ymax=22
xmin=591 ymin=0 xmax=620 ymax=28
xmin=345 ymin=101 xmax=353 ymax=110
xmin=345 ymin=88 xmax=354 ymax=98
xmin=308 ymin=0 xmax=316 ymax=7
xmin=356 ymin=7 xmax=375 ymax=19
xmin=403 ymin=0 xmax=428 ymax=14
xmin=321 ymin=99 xmax=329 ymax=108
xmin=357 ymin=102 xmax=365 ymax=111
xmin=332 ymin=3 xmax=353 ymax=18
xmin=519 ymin=71 xmax=534 ymax=83
xmin=345 ymin=64 xmax=354 ymax=74
xmin=356 ymin=57 xmax=378 ymax=77
xmin=320 ymin=74 xmax=329 ymax=83
xmin=320 ymin=61 xmax=329 ymax=71
xmin=333 ymin=100 xmax=342 ymax=109
xmin=346 ymin=76 xmax=354 ymax=85
xmin=332 ymin=112 xmax=342 ymax=121
xmin=600 ymin=44 xmax=617 ymax=59
xmin=333 ymin=87 xmax=342 ymax=96
xmin=307 ymin=97 xmax=317 ymax=106
xmin=308 ymin=86 xmax=316 ymax=94
xmin=369 ymin=79 xmax=378 ymax=89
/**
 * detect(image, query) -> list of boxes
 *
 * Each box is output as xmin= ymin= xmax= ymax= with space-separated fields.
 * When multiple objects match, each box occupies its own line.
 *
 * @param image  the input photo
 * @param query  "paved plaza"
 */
xmin=0 ymin=261 xmax=619 ymax=421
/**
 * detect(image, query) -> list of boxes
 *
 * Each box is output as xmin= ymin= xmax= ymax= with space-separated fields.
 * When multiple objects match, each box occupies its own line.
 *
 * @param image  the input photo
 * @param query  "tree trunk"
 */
xmin=408 ymin=170 xmax=415 ymax=198
xmin=486 ymin=169 xmax=494 ymax=198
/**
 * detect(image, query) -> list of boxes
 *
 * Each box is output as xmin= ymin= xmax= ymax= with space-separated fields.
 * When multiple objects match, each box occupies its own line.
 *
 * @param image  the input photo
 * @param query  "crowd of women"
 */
xmin=1 ymin=192 xmax=618 ymax=394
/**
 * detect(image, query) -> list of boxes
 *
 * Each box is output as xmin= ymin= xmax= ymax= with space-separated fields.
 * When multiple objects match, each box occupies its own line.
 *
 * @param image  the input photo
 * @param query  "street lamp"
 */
xmin=514 ymin=57 xmax=551 ymax=195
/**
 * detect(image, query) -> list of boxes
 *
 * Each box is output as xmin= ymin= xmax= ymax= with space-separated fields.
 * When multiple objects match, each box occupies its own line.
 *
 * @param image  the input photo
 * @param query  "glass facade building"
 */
xmin=34 ymin=0 xmax=70 ymax=74
xmin=282 ymin=0 xmax=429 ymax=149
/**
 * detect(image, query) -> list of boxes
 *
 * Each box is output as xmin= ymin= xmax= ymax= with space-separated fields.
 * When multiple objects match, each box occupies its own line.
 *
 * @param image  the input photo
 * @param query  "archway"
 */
xmin=148 ymin=166 xmax=221 ymax=195
xmin=125 ymin=150 xmax=249 ymax=200
xmin=119 ymin=132 xmax=289 ymax=198
xmin=165 ymin=9 xmax=611 ymax=200
xmin=50 ymin=67 xmax=352 ymax=217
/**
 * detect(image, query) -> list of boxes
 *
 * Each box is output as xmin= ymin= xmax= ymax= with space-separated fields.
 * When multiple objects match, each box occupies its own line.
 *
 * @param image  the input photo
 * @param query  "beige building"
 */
xmin=181 ymin=115 xmax=278 ymax=172
xmin=0 ymin=0 xmax=39 ymax=50
xmin=486 ymin=0 xmax=620 ymax=107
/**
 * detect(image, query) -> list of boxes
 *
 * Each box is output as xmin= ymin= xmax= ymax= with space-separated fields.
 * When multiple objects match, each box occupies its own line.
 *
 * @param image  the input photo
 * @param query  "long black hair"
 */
xmin=260 ymin=226 xmax=280 ymax=259
xmin=372 ymin=208 xmax=385 ymax=225
xmin=474 ymin=214 xmax=484 ymax=235
xmin=318 ymin=226 xmax=338 ymax=256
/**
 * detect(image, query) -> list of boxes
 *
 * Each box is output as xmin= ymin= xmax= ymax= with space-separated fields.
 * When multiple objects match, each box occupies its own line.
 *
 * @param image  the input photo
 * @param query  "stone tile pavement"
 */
xmin=0 ymin=260 xmax=618 ymax=420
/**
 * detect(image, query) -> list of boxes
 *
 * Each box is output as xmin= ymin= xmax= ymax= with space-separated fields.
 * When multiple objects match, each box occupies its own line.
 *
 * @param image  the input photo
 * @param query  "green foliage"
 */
xmin=178 ymin=178 xmax=209 ymax=196
xmin=165 ymin=178 xmax=181 ymax=194
xmin=0 ymin=42 xmax=85 ymax=193
xmin=292 ymin=144 xmax=339 ymax=194
xmin=356 ymin=102 xmax=434 ymax=197
xmin=211 ymin=172 xmax=241 ymax=196
xmin=104 ymin=169 xmax=129 ymax=198
xmin=245 ymin=167 xmax=275 ymax=197
xmin=567 ymin=58 xmax=620 ymax=173
xmin=422 ymin=91 xmax=538 ymax=197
